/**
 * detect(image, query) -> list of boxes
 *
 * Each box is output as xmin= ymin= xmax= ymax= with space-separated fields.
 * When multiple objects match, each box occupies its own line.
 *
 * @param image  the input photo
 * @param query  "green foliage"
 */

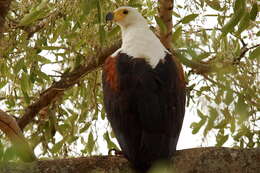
xmin=19 ymin=0 xmax=50 ymax=26
xmin=249 ymin=46 xmax=260 ymax=60
xmin=181 ymin=14 xmax=199 ymax=24
xmin=175 ymin=0 xmax=259 ymax=148
xmin=0 ymin=0 xmax=259 ymax=161
xmin=205 ymin=0 xmax=223 ymax=11
xmin=155 ymin=16 xmax=167 ymax=34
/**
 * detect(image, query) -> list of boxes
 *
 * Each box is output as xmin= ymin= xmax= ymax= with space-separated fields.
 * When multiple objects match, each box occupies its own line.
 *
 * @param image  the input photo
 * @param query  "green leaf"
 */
xmin=97 ymin=0 xmax=103 ymax=23
xmin=14 ymin=58 xmax=25 ymax=74
xmin=204 ymin=106 xmax=218 ymax=136
xmin=37 ymin=55 xmax=51 ymax=64
xmin=22 ymin=89 xmax=30 ymax=104
xmin=0 ymin=64 xmax=8 ymax=76
xmin=214 ymin=119 xmax=228 ymax=129
xmin=81 ymin=0 xmax=97 ymax=16
xmin=224 ymin=89 xmax=233 ymax=105
xmin=197 ymin=110 xmax=207 ymax=119
xmin=0 ymin=80 xmax=7 ymax=89
xmin=99 ymin=25 xmax=106 ymax=45
xmin=196 ymin=52 xmax=211 ymax=61
xmin=3 ymin=147 xmax=16 ymax=161
xmin=155 ymin=16 xmax=167 ymax=34
xmin=172 ymin=11 xmax=181 ymax=18
xmin=230 ymin=118 xmax=236 ymax=134
xmin=221 ymin=8 xmax=244 ymax=36
xmin=250 ymin=3 xmax=258 ymax=21
xmin=51 ymin=140 xmax=63 ymax=153
xmin=57 ymin=124 xmax=70 ymax=136
xmin=35 ymin=69 xmax=50 ymax=81
xmin=256 ymin=31 xmax=260 ymax=37
xmin=181 ymin=14 xmax=199 ymax=24
xmin=79 ymin=122 xmax=91 ymax=133
xmin=172 ymin=26 xmax=182 ymax=43
xmin=20 ymin=73 xmax=29 ymax=92
xmin=190 ymin=118 xmax=206 ymax=134
xmin=86 ymin=132 xmax=95 ymax=153
xmin=236 ymin=12 xmax=251 ymax=35
xmin=0 ymin=142 xmax=3 ymax=160
xmin=216 ymin=134 xmax=229 ymax=147
xmin=234 ymin=0 xmax=245 ymax=12
xmin=40 ymin=46 xmax=62 ymax=50
xmin=68 ymin=136 xmax=79 ymax=144
xmin=103 ymin=132 xmax=119 ymax=150
xmin=205 ymin=0 xmax=223 ymax=11
xmin=249 ymin=46 xmax=260 ymax=60
xmin=107 ymin=26 xmax=120 ymax=38
xmin=19 ymin=0 xmax=50 ymax=26
xmin=235 ymin=96 xmax=249 ymax=124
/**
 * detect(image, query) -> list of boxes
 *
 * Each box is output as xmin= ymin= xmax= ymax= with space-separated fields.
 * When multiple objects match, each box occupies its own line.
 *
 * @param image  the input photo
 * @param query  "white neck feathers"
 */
xmin=112 ymin=24 xmax=169 ymax=68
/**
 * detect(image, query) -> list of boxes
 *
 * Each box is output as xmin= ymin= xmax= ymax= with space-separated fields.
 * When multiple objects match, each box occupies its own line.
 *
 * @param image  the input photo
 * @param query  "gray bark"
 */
xmin=0 ymin=147 xmax=259 ymax=173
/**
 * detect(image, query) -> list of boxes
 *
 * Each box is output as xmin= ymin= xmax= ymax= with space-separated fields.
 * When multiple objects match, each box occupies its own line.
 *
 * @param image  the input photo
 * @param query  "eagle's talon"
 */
xmin=108 ymin=148 xmax=124 ymax=156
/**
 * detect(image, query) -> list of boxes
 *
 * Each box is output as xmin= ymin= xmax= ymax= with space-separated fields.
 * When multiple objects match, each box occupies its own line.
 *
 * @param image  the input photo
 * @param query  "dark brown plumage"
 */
xmin=102 ymin=52 xmax=186 ymax=171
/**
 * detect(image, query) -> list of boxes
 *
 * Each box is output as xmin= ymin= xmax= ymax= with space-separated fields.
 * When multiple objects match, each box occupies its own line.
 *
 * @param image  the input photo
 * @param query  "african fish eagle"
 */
xmin=102 ymin=6 xmax=186 ymax=171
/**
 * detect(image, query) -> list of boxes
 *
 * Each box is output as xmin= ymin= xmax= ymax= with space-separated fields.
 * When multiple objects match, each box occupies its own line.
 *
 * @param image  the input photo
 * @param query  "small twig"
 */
xmin=233 ymin=44 xmax=260 ymax=65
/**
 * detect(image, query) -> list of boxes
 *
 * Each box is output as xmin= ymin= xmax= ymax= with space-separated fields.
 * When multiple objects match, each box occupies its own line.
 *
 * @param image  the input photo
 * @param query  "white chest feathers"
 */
xmin=111 ymin=26 xmax=169 ymax=68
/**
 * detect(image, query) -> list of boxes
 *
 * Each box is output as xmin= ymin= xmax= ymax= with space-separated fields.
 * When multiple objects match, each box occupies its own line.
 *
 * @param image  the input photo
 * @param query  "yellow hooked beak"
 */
xmin=106 ymin=9 xmax=128 ymax=22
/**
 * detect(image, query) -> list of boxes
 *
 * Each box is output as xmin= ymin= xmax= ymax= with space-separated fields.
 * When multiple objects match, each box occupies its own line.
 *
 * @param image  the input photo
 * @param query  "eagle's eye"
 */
xmin=123 ymin=10 xmax=128 ymax=14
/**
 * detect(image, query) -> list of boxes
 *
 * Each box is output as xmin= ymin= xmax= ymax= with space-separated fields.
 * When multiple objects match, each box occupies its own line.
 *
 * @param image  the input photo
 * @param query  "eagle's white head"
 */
xmin=106 ymin=6 xmax=148 ymax=29
xmin=106 ymin=6 xmax=169 ymax=68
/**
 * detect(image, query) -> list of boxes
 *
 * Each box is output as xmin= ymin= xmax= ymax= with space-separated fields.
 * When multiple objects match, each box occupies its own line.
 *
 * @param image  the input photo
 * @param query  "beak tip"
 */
xmin=106 ymin=12 xmax=114 ymax=21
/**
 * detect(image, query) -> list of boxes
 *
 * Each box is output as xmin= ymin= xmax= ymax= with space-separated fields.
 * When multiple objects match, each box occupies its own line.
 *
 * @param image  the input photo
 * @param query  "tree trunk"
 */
xmin=0 ymin=147 xmax=259 ymax=173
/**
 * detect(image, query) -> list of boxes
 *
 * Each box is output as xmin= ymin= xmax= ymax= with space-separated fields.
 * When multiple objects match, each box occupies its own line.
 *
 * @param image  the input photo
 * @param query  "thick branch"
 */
xmin=158 ymin=0 xmax=173 ymax=49
xmin=0 ymin=148 xmax=259 ymax=173
xmin=0 ymin=109 xmax=36 ymax=162
xmin=0 ymin=0 xmax=13 ymax=33
xmin=18 ymin=41 xmax=121 ymax=130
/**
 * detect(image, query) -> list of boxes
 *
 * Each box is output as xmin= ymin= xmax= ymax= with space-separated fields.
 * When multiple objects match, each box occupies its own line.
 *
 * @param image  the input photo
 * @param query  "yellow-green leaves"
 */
xmin=172 ymin=26 xmax=182 ymax=44
xmin=205 ymin=0 xmax=223 ymax=11
xmin=236 ymin=12 xmax=251 ymax=35
xmin=107 ymin=26 xmax=120 ymax=38
xmin=190 ymin=110 xmax=207 ymax=135
xmin=221 ymin=9 xmax=244 ymax=36
xmin=20 ymin=72 xmax=30 ymax=93
xmin=250 ymin=3 xmax=258 ymax=21
xmin=249 ymin=46 xmax=260 ymax=60
xmin=155 ymin=16 xmax=167 ymax=34
xmin=99 ymin=25 xmax=106 ymax=45
xmin=221 ymin=0 xmax=247 ymax=36
xmin=103 ymin=132 xmax=119 ymax=150
xmin=204 ymin=107 xmax=218 ymax=136
xmin=51 ymin=140 xmax=63 ymax=153
xmin=216 ymin=134 xmax=229 ymax=147
xmin=86 ymin=133 xmax=95 ymax=154
xmin=19 ymin=0 xmax=50 ymax=26
xmin=235 ymin=96 xmax=249 ymax=124
xmin=181 ymin=14 xmax=199 ymax=24
xmin=81 ymin=0 xmax=97 ymax=16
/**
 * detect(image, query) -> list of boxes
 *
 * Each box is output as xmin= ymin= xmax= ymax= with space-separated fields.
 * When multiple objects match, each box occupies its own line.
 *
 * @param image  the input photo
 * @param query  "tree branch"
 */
xmin=158 ymin=0 xmax=173 ymax=49
xmin=233 ymin=44 xmax=260 ymax=64
xmin=0 ymin=147 xmax=259 ymax=173
xmin=0 ymin=109 xmax=36 ymax=162
xmin=0 ymin=0 xmax=13 ymax=33
xmin=23 ymin=11 xmax=64 ymax=39
xmin=17 ymin=41 xmax=121 ymax=130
